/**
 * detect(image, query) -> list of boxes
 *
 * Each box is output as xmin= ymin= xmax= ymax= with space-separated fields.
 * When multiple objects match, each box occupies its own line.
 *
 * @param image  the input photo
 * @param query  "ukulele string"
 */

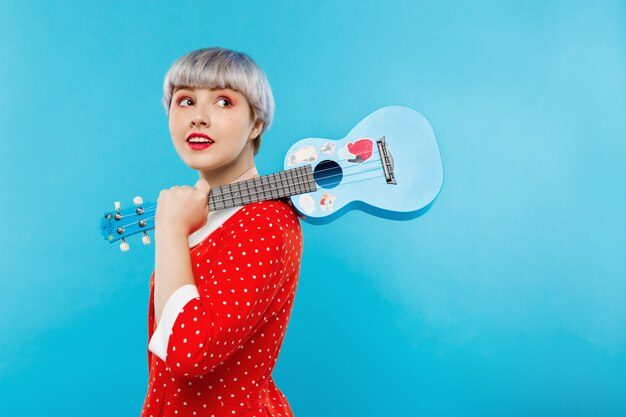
xmin=286 ymin=156 xmax=382 ymax=174
xmin=116 ymin=171 xmax=387 ymax=233
xmin=115 ymin=160 xmax=386 ymax=229
xmin=147 ymin=163 xmax=383 ymax=215
xmin=125 ymin=160 xmax=383 ymax=214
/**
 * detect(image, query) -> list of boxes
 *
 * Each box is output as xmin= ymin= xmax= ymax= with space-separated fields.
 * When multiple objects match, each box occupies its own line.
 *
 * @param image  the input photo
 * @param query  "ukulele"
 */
xmin=100 ymin=106 xmax=443 ymax=251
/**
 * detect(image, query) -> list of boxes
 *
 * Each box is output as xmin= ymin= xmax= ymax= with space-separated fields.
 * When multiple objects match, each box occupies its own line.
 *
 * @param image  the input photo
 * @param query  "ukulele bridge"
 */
xmin=377 ymin=136 xmax=397 ymax=184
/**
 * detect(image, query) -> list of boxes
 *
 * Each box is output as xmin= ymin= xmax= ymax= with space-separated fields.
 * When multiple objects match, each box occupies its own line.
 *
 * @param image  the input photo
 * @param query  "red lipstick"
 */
xmin=186 ymin=132 xmax=214 ymax=150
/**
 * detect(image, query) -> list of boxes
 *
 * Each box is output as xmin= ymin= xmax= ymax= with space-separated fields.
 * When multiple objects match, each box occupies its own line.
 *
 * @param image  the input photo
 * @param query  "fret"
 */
xmin=266 ymin=174 xmax=274 ymax=200
xmin=238 ymin=180 xmax=246 ymax=205
xmin=265 ymin=174 xmax=272 ymax=200
xmin=224 ymin=183 xmax=234 ymax=208
xmin=278 ymin=172 xmax=286 ymax=198
xmin=230 ymin=182 xmax=238 ymax=206
xmin=222 ymin=186 xmax=230 ymax=209
xmin=209 ymin=187 xmax=222 ymax=210
xmin=308 ymin=166 xmax=315 ymax=192
xmin=278 ymin=171 xmax=291 ymax=197
xmin=273 ymin=172 xmax=282 ymax=198
xmin=227 ymin=183 xmax=235 ymax=207
xmin=220 ymin=186 xmax=228 ymax=209
xmin=296 ymin=167 xmax=303 ymax=195
xmin=274 ymin=172 xmax=282 ymax=198
xmin=286 ymin=169 xmax=293 ymax=196
xmin=245 ymin=180 xmax=253 ymax=204
xmin=208 ymin=190 xmax=215 ymax=211
xmin=302 ymin=167 xmax=309 ymax=193
xmin=274 ymin=172 xmax=285 ymax=198
xmin=284 ymin=169 xmax=293 ymax=197
xmin=304 ymin=166 xmax=310 ymax=193
xmin=250 ymin=178 xmax=259 ymax=203
xmin=304 ymin=166 xmax=313 ymax=192
xmin=280 ymin=172 xmax=288 ymax=198
xmin=298 ymin=167 xmax=307 ymax=194
xmin=252 ymin=177 xmax=263 ymax=203
xmin=261 ymin=175 xmax=270 ymax=202
xmin=215 ymin=185 xmax=225 ymax=209
xmin=242 ymin=179 xmax=253 ymax=205
xmin=222 ymin=183 xmax=232 ymax=208
xmin=290 ymin=168 xmax=298 ymax=196
xmin=282 ymin=170 xmax=290 ymax=197
xmin=235 ymin=181 xmax=244 ymax=206
xmin=298 ymin=167 xmax=305 ymax=194
xmin=263 ymin=175 xmax=272 ymax=201
xmin=279 ymin=170 xmax=288 ymax=198
xmin=242 ymin=180 xmax=250 ymax=205
xmin=269 ymin=173 xmax=278 ymax=199
xmin=306 ymin=165 xmax=315 ymax=192
xmin=287 ymin=170 xmax=294 ymax=196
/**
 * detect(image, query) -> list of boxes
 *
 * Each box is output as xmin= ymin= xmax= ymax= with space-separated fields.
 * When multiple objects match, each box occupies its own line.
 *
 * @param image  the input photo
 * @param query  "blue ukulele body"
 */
xmin=283 ymin=106 xmax=443 ymax=224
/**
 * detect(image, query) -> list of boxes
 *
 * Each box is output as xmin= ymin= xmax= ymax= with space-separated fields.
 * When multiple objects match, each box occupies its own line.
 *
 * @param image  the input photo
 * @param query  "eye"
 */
xmin=216 ymin=97 xmax=233 ymax=108
xmin=177 ymin=96 xmax=193 ymax=107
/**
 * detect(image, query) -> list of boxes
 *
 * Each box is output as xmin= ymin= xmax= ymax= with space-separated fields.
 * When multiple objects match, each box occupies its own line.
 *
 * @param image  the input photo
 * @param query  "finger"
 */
xmin=193 ymin=178 xmax=211 ymax=194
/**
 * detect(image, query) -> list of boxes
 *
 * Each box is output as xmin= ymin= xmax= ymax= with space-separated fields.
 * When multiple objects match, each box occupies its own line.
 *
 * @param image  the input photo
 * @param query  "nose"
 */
xmin=190 ymin=105 xmax=211 ymax=127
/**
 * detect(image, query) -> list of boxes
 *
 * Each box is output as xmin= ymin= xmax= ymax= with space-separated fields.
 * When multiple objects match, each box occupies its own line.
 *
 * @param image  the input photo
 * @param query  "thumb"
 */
xmin=193 ymin=178 xmax=211 ymax=194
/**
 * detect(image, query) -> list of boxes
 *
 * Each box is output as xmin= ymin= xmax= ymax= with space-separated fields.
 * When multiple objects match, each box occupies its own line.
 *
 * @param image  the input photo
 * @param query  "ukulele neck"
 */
xmin=208 ymin=165 xmax=317 ymax=211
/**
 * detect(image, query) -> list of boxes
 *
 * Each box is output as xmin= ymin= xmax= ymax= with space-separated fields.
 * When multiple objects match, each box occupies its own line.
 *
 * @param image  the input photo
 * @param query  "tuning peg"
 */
xmin=133 ymin=196 xmax=144 ymax=205
xmin=142 ymin=231 xmax=151 ymax=245
xmin=120 ymin=238 xmax=130 ymax=252
xmin=114 ymin=201 xmax=121 ymax=211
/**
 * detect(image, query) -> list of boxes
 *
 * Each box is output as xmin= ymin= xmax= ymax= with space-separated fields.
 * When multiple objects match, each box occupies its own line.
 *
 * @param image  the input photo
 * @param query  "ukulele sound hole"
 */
xmin=313 ymin=160 xmax=342 ymax=189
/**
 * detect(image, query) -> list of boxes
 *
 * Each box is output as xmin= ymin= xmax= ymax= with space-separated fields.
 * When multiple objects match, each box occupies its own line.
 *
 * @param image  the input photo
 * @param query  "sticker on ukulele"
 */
xmin=320 ymin=141 xmax=335 ymax=155
xmin=298 ymin=194 xmax=316 ymax=215
xmin=288 ymin=145 xmax=318 ymax=166
xmin=337 ymin=138 xmax=374 ymax=164
xmin=320 ymin=192 xmax=337 ymax=212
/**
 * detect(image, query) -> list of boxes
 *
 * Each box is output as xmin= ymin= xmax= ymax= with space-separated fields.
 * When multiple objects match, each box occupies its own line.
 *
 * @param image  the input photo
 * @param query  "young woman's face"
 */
xmin=168 ymin=86 xmax=262 ymax=176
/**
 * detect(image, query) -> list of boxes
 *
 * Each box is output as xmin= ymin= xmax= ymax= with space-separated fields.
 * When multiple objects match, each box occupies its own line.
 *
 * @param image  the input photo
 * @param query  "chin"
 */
xmin=182 ymin=156 xmax=229 ymax=173
xmin=183 ymin=160 xmax=219 ymax=171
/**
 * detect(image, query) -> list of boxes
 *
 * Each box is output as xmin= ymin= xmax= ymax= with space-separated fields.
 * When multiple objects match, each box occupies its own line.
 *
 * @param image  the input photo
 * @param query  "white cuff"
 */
xmin=148 ymin=284 xmax=200 ymax=362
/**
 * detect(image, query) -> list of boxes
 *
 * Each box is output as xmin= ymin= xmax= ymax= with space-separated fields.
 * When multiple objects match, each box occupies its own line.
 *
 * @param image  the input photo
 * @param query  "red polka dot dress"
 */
xmin=140 ymin=199 xmax=303 ymax=417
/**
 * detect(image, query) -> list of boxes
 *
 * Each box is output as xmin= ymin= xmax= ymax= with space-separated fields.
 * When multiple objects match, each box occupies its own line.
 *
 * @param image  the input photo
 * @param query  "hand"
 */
xmin=155 ymin=178 xmax=211 ymax=236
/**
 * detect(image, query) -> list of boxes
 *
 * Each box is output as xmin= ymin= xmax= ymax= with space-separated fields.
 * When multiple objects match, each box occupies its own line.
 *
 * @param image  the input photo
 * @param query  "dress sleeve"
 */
xmin=148 ymin=208 xmax=293 ymax=378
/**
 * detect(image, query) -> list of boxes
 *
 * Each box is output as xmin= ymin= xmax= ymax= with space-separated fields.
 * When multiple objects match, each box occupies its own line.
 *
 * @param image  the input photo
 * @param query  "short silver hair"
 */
xmin=162 ymin=47 xmax=275 ymax=155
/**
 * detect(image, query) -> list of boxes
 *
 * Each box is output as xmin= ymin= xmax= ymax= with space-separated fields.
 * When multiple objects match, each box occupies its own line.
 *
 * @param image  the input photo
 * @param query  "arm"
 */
xmin=151 ymin=178 xmax=211 ymax=323
xmin=148 ymin=178 xmax=210 ymax=357
xmin=154 ymin=227 xmax=195 ymax=324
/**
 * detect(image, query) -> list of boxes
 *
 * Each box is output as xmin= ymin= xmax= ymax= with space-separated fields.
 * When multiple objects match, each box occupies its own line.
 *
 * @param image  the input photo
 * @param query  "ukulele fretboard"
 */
xmin=208 ymin=165 xmax=317 ymax=211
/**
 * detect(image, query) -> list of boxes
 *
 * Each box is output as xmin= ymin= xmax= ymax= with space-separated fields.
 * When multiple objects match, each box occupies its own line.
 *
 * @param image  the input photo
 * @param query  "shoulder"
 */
xmin=231 ymin=199 xmax=301 ymax=239
xmin=240 ymin=199 xmax=300 ymax=223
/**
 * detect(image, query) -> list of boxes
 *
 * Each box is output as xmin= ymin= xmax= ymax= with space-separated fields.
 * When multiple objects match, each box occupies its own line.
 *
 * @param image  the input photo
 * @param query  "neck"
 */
xmin=231 ymin=166 xmax=260 ymax=182
xmin=198 ymin=155 xmax=258 ymax=187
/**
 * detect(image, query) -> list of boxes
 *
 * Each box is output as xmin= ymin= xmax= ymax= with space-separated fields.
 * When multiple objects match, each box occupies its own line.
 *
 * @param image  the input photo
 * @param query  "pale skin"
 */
xmin=154 ymin=86 xmax=263 ymax=323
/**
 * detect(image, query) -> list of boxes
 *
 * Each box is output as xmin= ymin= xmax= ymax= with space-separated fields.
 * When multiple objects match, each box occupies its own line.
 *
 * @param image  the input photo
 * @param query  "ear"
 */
xmin=249 ymin=120 xmax=264 ymax=141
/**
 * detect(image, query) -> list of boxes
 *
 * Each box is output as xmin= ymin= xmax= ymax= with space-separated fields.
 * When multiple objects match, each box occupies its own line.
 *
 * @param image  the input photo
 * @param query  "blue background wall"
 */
xmin=1 ymin=1 xmax=624 ymax=416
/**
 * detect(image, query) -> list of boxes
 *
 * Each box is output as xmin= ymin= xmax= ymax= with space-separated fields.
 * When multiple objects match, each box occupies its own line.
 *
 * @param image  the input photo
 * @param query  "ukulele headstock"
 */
xmin=100 ymin=196 xmax=155 ymax=251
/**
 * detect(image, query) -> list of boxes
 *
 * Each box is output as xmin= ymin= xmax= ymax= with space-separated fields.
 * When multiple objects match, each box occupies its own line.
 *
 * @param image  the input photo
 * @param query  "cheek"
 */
xmin=223 ymin=115 xmax=248 ymax=137
xmin=169 ymin=118 xmax=184 ymax=138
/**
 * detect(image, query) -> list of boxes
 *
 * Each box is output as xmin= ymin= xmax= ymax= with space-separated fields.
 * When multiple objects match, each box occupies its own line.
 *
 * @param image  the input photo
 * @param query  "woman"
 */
xmin=141 ymin=47 xmax=302 ymax=417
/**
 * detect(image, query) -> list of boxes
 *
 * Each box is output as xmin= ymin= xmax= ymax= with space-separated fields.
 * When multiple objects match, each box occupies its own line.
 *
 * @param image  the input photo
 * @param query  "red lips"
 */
xmin=186 ymin=132 xmax=214 ymax=142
